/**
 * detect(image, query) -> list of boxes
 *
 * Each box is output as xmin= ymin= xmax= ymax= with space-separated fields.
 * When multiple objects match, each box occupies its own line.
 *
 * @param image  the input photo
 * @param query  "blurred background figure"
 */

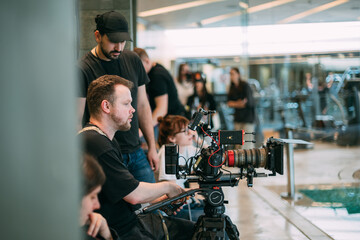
xmin=176 ymin=63 xmax=194 ymax=106
xmin=186 ymin=72 xmax=217 ymax=129
xmin=303 ymin=72 xmax=329 ymax=115
xmin=134 ymin=48 xmax=185 ymax=132
xmin=227 ymin=67 xmax=256 ymax=149
xmin=264 ymin=78 xmax=281 ymax=123
xmin=305 ymin=72 xmax=313 ymax=93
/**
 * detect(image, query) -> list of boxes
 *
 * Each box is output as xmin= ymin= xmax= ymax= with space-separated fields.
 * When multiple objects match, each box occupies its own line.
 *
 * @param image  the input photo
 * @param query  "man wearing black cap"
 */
xmin=78 ymin=11 xmax=159 ymax=184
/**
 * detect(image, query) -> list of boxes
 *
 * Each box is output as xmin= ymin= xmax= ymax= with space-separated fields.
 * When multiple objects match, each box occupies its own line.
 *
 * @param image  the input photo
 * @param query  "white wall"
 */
xmin=137 ymin=21 xmax=360 ymax=60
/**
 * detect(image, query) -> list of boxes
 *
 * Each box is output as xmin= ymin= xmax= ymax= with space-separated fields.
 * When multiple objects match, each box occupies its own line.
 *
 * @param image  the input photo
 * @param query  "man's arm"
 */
xmin=137 ymin=85 xmax=160 ymax=171
xmin=227 ymin=98 xmax=247 ymax=109
xmin=123 ymin=181 xmax=184 ymax=205
xmin=78 ymin=97 xmax=86 ymax=131
xmin=244 ymin=84 xmax=255 ymax=108
xmin=152 ymin=94 xmax=168 ymax=126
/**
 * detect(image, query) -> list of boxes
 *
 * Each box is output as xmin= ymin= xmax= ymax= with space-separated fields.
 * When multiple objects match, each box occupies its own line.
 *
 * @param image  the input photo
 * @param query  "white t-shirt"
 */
xmin=175 ymin=81 xmax=194 ymax=106
xmin=158 ymin=145 xmax=198 ymax=188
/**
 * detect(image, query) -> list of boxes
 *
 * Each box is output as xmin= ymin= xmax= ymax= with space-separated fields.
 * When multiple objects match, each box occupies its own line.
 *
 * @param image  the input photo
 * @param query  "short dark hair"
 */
xmin=133 ymin=47 xmax=149 ymax=60
xmin=87 ymin=75 xmax=133 ymax=118
xmin=82 ymin=154 xmax=105 ymax=196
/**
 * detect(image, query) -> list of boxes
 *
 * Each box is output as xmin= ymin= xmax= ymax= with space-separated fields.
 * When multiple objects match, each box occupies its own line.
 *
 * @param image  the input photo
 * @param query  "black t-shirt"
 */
xmin=82 ymin=225 xmax=120 ymax=240
xmin=79 ymin=124 xmax=140 ymax=235
xmin=186 ymin=92 xmax=217 ymax=112
xmin=227 ymin=81 xmax=255 ymax=123
xmin=78 ymin=50 xmax=150 ymax=153
xmin=147 ymin=63 xmax=185 ymax=115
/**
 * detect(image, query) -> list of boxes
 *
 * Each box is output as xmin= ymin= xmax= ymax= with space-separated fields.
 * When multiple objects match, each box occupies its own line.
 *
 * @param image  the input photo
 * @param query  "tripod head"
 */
xmin=141 ymin=180 xmax=240 ymax=240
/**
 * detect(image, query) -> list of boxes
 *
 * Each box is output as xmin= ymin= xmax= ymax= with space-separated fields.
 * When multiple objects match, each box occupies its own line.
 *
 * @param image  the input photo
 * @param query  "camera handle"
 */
xmin=141 ymin=188 xmax=206 ymax=214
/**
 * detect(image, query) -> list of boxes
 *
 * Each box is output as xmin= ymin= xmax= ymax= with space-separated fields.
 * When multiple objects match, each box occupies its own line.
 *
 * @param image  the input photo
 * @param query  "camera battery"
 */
xmin=165 ymin=143 xmax=179 ymax=174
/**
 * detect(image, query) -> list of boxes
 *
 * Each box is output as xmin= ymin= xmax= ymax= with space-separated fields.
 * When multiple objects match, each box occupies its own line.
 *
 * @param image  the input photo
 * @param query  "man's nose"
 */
xmin=131 ymin=106 xmax=135 ymax=114
xmin=114 ymin=43 xmax=121 ymax=51
xmin=114 ymin=42 xmax=124 ymax=51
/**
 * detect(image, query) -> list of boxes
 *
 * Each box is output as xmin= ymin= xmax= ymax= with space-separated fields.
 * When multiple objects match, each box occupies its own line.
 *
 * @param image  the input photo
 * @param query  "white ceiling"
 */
xmin=137 ymin=0 xmax=360 ymax=30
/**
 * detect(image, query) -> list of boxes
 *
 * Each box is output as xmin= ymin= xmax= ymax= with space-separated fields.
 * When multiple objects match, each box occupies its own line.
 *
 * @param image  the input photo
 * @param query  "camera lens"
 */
xmin=224 ymin=148 xmax=267 ymax=168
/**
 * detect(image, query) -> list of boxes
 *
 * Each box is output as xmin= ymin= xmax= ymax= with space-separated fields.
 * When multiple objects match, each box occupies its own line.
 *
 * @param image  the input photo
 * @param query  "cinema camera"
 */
xmin=166 ymin=108 xmax=284 ymax=186
xmin=143 ymin=109 xmax=284 ymax=240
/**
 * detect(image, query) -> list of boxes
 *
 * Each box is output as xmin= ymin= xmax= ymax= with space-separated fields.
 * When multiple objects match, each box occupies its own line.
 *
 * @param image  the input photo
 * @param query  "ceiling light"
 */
xmin=278 ymin=0 xmax=349 ymax=24
xmin=191 ymin=0 xmax=295 ymax=26
xmin=238 ymin=2 xmax=249 ymax=9
xmin=200 ymin=11 xmax=242 ymax=25
xmin=138 ymin=0 xmax=225 ymax=17
xmin=248 ymin=0 xmax=295 ymax=14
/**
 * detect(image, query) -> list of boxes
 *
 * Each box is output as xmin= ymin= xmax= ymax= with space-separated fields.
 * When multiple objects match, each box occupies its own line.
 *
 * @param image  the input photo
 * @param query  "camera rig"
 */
xmin=142 ymin=109 xmax=285 ymax=240
xmin=166 ymin=108 xmax=284 ymax=187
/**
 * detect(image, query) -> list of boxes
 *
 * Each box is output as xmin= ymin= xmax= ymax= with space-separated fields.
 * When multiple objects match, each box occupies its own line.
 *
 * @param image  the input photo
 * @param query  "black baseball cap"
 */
xmin=95 ymin=11 xmax=132 ymax=42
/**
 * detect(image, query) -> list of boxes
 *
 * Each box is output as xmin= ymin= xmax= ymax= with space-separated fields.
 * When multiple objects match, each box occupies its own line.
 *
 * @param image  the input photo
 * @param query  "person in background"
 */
xmin=227 ymin=67 xmax=256 ymax=149
xmin=78 ymin=11 xmax=158 ymax=183
xmin=186 ymin=72 xmax=217 ymax=127
xmin=157 ymin=115 xmax=204 ymax=221
xmin=318 ymin=81 xmax=329 ymax=114
xmin=303 ymin=72 xmax=329 ymax=114
xmin=305 ymin=72 xmax=313 ymax=93
xmin=79 ymin=75 xmax=194 ymax=239
xmin=81 ymin=154 xmax=119 ymax=240
xmin=133 ymin=47 xmax=185 ymax=128
xmin=175 ymin=63 xmax=194 ymax=106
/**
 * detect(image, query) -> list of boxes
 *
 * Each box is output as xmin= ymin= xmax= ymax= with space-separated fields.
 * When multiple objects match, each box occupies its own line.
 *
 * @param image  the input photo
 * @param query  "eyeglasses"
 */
xmin=175 ymin=128 xmax=190 ymax=135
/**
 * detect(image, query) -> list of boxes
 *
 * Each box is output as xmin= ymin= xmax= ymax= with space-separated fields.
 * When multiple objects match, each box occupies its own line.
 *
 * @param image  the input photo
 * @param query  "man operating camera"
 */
xmin=78 ymin=75 xmax=194 ymax=239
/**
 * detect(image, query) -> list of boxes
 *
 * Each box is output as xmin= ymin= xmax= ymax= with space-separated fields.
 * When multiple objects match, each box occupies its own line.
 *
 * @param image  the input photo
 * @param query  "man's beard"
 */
xmin=118 ymin=123 xmax=131 ymax=131
xmin=111 ymin=113 xmax=131 ymax=131
xmin=100 ymin=42 xmax=122 ymax=60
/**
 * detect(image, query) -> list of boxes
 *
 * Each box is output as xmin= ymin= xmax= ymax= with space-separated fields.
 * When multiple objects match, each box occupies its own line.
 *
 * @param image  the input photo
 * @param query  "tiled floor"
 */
xmin=218 ymin=141 xmax=360 ymax=239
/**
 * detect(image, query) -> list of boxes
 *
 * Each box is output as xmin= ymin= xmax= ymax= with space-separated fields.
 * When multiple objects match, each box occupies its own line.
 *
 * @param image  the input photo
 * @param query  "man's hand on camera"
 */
xmin=160 ymin=198 xmax=186 ymax=216
xmin=166 ymin=182 xmax=184 ymax=198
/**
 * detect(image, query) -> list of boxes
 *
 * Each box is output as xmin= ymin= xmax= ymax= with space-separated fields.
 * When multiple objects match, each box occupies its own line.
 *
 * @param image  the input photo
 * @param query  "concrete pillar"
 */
xmin=0 ymin=0 xmax=80 ymax=239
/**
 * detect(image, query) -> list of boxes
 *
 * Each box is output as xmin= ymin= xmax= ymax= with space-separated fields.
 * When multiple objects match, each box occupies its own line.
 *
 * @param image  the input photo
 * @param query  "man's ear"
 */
xmin=100 ymin=100 xmax=111 ymax=114
xmin=94 ymin=30 xmax=102 ymax=44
